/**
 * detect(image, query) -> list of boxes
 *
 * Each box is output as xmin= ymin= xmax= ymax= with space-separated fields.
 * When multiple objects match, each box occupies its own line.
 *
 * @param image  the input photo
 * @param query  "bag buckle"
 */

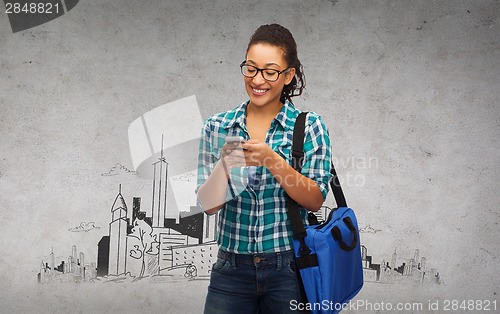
xmin=292 ymin=149 xmax=304 ymax=159
xmin=298 ymin=238 xmax=311 ymax=257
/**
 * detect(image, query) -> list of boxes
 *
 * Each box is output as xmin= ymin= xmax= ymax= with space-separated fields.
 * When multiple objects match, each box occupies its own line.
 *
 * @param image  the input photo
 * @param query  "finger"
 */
xmin=243 ymin=150 xmax=261 ymax=158
xmin=222 ymin=144 xmax=234 ymax=155
xmin=222 ymin=143 xmax=243 ymax=156
xmin=226 ymin=153 xmax=246 ymax=161
xmin=243 ymin=152 xmax=260 ymax=165
xmin=241 ymin=142 xmax=253 ymax=150
xmin=225 ymin=154 xmax=247 ymax=164
xmin=228 ymin=149 xmax=245 ymax=158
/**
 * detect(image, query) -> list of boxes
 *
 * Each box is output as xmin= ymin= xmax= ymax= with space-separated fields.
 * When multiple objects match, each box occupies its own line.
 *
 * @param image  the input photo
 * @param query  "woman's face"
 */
xmin=244 ymin=43 xmax=295 ymax=110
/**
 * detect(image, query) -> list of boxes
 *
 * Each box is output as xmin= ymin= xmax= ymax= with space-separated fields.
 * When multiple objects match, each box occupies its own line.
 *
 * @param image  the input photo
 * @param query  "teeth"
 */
xmin=253 ymin=88 xmax=267 ymax=93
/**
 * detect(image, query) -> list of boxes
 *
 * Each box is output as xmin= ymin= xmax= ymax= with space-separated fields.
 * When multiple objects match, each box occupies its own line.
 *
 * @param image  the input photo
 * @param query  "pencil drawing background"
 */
xmin=1 ymin=0 xmax=498 ymax=313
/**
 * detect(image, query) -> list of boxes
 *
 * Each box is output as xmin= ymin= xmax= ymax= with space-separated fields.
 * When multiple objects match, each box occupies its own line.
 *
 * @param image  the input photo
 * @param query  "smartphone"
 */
xmin=225 ymin=136 xmax=247 ymax=144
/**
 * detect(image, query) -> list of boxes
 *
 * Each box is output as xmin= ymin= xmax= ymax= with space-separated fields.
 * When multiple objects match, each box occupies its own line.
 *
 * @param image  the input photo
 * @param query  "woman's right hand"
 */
xmin=221 ymin=141 xmax=247 ymax=172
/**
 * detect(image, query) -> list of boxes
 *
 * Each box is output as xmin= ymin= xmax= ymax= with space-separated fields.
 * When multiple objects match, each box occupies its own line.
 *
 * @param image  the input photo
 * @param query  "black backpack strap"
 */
xmin=330 ymin=162 xmax=347 ymax=208
xmin=286 ymin=112 xmax=308 ymax=247
xmin=291 ymin=112 xmax=307 ymax=173
xmin=287 ymin=112 xmax=348 ymax=243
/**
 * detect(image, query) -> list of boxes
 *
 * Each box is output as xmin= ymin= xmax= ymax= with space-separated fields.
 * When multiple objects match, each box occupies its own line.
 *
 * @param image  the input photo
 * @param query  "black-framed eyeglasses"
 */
xmin=240 ymin=61 xmax=291 ymax=82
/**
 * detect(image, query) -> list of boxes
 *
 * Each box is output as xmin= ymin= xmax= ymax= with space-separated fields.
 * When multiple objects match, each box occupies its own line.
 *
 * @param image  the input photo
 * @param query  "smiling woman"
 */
xmin=242 ymin=43 xmax=295 ymax=113
xmin=196 ymin=23 xmax=333 ymax=314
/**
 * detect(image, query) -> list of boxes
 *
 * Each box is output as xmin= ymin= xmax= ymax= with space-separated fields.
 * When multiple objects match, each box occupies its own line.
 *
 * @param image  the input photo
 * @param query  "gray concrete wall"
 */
xmin=1 ymin=0 xmax=498 ymax=313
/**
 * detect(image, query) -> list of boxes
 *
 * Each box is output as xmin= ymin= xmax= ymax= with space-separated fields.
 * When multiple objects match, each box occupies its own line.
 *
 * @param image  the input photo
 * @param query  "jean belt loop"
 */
xmin=276 ymin=252 xmax=282 ymax=271
xmin=230 ymin=252 xmax=236 ymax=269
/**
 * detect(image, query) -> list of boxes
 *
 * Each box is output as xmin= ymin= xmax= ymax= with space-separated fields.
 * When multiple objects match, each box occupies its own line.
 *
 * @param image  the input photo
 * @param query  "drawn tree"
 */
xmin=129 ymin=219 xmax=160 ymax=279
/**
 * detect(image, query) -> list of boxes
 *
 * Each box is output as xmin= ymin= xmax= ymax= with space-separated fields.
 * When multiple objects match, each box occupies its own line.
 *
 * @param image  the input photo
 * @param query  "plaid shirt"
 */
xmin=196 ymin=100 xmax=332 ymax=254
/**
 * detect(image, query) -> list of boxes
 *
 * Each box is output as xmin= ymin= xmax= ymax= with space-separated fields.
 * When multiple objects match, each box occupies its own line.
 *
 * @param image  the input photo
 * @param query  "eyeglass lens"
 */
xmin=241 ymin=65 xmax=280 ymax=81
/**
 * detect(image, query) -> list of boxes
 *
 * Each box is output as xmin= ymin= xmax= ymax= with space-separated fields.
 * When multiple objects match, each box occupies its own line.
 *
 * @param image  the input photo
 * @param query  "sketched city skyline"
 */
xmin=38 ymin=96 xmax=442 ymax=286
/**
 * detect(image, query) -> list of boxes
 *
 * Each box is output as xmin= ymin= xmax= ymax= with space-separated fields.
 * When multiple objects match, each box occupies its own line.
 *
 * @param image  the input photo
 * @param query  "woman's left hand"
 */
xmin=241 ymin=139 xmax=275 ymax=168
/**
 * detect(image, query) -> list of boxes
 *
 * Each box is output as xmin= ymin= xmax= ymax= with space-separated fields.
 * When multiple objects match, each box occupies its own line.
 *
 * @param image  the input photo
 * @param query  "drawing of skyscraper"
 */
xmin=152 ymin=136 xmax=168 ymax=228
xmin=80 ymin=252 xmax=85 ymax=277
xmin=361 ymin=245 xmax=368 ymax=260
xmin=108 ymin=185 xmax=128 ymax=275
xmin=132 ymin=197 xmax=141 ymax=223
xmin=202 ymin=211 xmax=217 ymax=243
xmin=97 ymin=236 xmax=110 ymax=277
xmin=67 ymin=256 xmax=72 ymax=273
xmin=50 ymin=248 xmax=55 ymax=271
xmin=391 ymin=248 xmax=397 ymax=271
xmin=72 ymin=245 xmax=77 ymax=264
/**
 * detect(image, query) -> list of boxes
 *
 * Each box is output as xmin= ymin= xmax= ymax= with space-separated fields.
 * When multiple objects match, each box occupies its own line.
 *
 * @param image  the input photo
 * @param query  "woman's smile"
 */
xmin=251 ymin=87 xmax=269 ymax=96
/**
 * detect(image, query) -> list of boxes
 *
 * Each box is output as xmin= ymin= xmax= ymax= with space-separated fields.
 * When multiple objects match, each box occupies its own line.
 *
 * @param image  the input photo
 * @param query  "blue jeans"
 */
xmin=204 ymin=249 xmax=301 ymax=314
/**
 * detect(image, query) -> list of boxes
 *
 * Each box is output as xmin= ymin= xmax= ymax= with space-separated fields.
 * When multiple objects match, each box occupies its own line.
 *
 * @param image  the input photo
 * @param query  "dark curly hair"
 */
xmin=246 ymin=24 xmax=306 ymax=103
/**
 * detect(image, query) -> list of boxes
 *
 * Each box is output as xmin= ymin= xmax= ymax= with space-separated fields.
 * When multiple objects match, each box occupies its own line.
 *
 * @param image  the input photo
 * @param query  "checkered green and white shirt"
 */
xmin=196 ymin=100 xmax=332 ymax=254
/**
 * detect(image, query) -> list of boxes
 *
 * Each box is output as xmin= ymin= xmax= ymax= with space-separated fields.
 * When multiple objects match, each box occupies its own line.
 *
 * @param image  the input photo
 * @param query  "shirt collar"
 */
xmin=273 ymin=99 xmax=296 ymax=131
xmin=221 ymin=101 xmax=248 ymax=130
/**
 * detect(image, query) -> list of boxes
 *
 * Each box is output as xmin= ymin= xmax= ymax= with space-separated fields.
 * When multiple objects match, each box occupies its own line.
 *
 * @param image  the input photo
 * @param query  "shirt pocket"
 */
xmin=275 ymin=139 xmax=292 ymax=164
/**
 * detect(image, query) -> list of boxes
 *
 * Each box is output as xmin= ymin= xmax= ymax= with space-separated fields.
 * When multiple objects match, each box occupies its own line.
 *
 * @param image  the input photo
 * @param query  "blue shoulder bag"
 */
xmin=287 ymin=112 xmax=364 ymax=314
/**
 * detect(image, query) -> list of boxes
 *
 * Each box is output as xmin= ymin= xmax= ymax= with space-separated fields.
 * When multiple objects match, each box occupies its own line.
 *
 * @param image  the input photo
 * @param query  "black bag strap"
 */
xmin=286 ymin=112 xmax=308 ymax=244
xmin=331 ymin=217 xmax=358 ymax=251
xmin=286 ymin=112 xmax=348 ymax=243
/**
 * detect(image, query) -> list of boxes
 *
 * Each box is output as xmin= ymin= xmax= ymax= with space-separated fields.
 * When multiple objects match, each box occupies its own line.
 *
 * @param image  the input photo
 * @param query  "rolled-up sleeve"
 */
xmin=196 ymin=118 xmax=214 ymax=195
xmin=301 ymin=112 xmax=332 ymax=200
